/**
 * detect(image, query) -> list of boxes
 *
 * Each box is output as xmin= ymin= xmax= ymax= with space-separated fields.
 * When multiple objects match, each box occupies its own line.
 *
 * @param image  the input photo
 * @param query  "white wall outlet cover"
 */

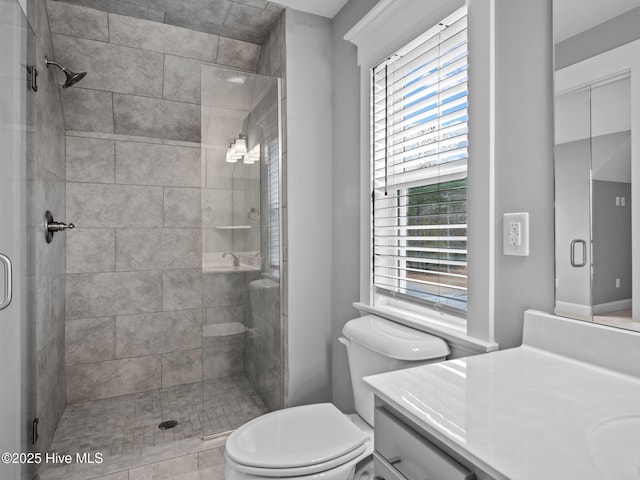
xmin=503 ymin=212 xmax=530 ymax=256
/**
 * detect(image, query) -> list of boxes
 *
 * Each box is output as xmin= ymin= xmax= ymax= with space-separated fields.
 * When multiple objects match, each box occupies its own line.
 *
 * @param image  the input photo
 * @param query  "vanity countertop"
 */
xmin=365 ymin=312 xmax=640 ymax=480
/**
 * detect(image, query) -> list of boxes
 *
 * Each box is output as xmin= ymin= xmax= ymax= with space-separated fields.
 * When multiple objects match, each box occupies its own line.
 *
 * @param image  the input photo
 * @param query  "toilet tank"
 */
xmin=341 ymin=315 xmax=449 ymax=426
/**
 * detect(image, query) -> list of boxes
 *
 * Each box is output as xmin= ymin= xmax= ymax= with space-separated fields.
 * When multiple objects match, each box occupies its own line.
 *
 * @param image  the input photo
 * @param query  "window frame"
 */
xmin=369 ymin=5 xmax=469 ymax=318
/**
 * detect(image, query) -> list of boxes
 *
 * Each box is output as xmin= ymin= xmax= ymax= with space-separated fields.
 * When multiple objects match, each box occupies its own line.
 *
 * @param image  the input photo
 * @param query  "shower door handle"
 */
xmin=570 ymin=239 xmax=587 ymax=268
xmin=0 ymin=253 xmax=12 ymax=311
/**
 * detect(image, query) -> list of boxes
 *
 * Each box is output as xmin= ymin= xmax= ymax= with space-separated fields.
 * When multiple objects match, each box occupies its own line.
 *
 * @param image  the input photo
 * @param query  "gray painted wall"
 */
xmin=462 ymin=0 xmax=556 ymax=347
xmin=330 ymin=0 xmax=380 ymax=413
xmin=593 ymin=180 xmax=632 ymax=305
xmin=330 ymin=0 xmax=554 ymax=388
xmin=555 ymin=6 xmax=640 ymax=69
xmin=486 ymin=0 xmax=555 ymax=348
xmin=284 ymin=9 xmax=334 ymax=406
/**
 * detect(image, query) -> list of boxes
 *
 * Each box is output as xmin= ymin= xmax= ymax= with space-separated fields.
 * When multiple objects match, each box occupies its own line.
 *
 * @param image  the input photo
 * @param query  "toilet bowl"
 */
xmin=224 ymin=315 xmax=449 ymax=480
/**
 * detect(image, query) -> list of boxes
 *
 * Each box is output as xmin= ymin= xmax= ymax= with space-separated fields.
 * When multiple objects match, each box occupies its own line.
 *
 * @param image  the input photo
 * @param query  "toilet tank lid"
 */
xmin=342 ymin=315 xmax=449 ymax=361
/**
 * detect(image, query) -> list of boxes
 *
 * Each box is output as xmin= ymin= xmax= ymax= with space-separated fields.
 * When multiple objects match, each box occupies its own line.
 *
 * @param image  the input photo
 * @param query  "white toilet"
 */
xmin=224 ymin=315 xmax=449 ymax=480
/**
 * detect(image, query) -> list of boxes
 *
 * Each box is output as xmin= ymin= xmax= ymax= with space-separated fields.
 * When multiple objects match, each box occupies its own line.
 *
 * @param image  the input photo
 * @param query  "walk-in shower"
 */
xmin=43 ymin=64 xmax=284 ymax=473
xmin=0 ymin=0 xmax=285 ymax=477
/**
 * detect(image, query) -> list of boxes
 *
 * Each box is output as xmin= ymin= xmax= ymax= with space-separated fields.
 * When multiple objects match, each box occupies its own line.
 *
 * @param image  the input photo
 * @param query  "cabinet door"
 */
xmin=375 ymin=408 xmax=475 ymax=480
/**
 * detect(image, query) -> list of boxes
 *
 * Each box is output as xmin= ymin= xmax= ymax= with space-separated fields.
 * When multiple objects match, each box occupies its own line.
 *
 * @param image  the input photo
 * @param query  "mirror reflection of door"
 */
xmin=555 ymin=75 xmax=633 ymax=329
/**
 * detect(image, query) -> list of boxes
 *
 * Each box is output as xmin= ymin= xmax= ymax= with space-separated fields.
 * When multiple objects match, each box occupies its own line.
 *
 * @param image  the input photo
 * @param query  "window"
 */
xmin=267 ymin=137 xmax=280 ymax=277
xmin=371 ymin=6 xmax=468 ymax=315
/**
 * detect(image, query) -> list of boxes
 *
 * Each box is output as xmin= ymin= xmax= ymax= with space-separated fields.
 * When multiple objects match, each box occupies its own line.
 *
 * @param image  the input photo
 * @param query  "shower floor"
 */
xmin=39 ymin=375 xmax=267 ymax=480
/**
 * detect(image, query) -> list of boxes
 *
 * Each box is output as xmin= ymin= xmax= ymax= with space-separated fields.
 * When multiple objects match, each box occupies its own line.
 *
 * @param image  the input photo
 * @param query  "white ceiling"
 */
xmin=553 ymin=0 xmax=639 ymax=42
xmin=273 ymin=0 xmax=349 ymax=18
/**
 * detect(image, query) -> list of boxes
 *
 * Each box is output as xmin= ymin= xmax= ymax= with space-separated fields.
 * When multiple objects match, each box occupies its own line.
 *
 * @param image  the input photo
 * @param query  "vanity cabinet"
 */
xmin=374 ymin=405 xmax=495 ymax=480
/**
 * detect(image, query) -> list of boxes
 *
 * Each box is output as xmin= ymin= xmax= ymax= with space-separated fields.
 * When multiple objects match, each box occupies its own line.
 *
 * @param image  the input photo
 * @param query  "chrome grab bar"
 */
xmin=0 ymin=253 xmax=12 ymax=312
xmin=570 ymin=239 xmax=587 ymax=267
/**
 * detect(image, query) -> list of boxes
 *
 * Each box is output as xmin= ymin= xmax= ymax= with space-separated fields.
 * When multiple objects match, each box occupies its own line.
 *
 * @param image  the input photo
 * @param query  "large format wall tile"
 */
xmin=206 ymin=305 xmax=245 ymax=325
xmin=66 ymin=271 xmax=162 ymax=319
xmin=35 ymin=82 xmax=66 ymax=179
xmin=66 ymin=316 xmax=115 ymax=365
xmin=36 ymin=330 xmax=66 ymax=451
xmin=67 ymin=183 xmax=163 ymax=227
xmin=163 ymin=55 xmax=202 ymax=105
xmin=201 ymin=66 xmax=254 ymax=110
xmin=220 ymin=2 xmax=281 ymax=44
xmin=217 ymin=37 xmax=260 ymax=71
xmin=164 ymin=187 xmax=202 ymax=227
xmin=202 ymin=188 xmax=232 ymax=228
xmin=67 ymin=355 xmax=161 ymax=403
xmin=113 ymin=94 xmax=200 ymax=143
xmin=34 ymin=171 xmax=66 ymax=288
xmin=163 ymin=269 xmax=203 ymax=311
xmin=204 ymin=146 xmax=234 ymax=189
xmin=115 ymin=141 xmax=200 ymax=187
xmin=115 ymin=228 xmax=201 ymax=270
xmin=204 ymin=228 xmax=233 ymax=253
xmin=47 ymin=0 xmax=108 ymax=41
xmin=66 ymin=136 xmax=115 ymax=184
xmin=115 ymin=309 xmax=203 ymax=357
xmin=161 ymin=348 xmax=202 ymax=387
xmin=53 ymin=0 xmax=283 ymax=44
xmin=108 ymin=13 xmax=219 ymax=62
xmin=203 ymin=271 xmax=245 ymax=307
xmin=52 ymin=34 xmax=164 ymax=98
xmin=66 ymin=228 xmax=116 ymax=273
xmin=61 ymin=88 xmax=114 ymax=133
xmin=203 ymin=344 xmax=243 ymax=379
xmin=53 ymin=0 xmax=166 ymax=23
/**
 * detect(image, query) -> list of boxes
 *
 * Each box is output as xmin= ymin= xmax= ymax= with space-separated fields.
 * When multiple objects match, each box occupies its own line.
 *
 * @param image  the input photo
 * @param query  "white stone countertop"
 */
xmin=365 ymin=336 xmax=640 ymax=479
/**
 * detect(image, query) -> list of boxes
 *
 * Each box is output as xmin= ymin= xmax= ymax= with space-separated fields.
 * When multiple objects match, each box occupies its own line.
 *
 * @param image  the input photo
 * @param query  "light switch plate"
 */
xmin=503 ymin=212 xmax=529 ymax=256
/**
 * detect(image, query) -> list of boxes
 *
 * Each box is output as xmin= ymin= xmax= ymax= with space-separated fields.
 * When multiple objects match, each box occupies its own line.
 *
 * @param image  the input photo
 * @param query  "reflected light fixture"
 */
xmin=234 ymin=134 xmax=247 ymax=155
xmin=243 ymin=144 xmax=260 ymax=164
xmin=226 ymin=134 xmax=253 ymax=163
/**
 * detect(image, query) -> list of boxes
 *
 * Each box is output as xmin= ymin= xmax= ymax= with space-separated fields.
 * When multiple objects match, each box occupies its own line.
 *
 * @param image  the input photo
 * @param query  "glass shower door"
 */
xmin=200 ymin=65 xmax=283 ymax=437
xmin=0 ymin=1 xmax=37 ymax=478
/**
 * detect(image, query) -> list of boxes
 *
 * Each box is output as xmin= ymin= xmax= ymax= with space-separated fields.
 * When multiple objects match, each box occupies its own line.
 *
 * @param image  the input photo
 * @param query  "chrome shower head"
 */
xmin=45 ymin=56 xmax=87 ymax=88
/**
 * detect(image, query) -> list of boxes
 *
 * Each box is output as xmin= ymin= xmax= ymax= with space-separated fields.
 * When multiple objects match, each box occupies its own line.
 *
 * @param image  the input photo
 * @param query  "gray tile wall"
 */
xmin=27 ymin=0 xmax=68 ymax=453
xmin=63 ymin=132 xmax=213 ymax=404
xmin=50 ymin=0 xmax=284 ymax=45
xmin=50 ymin=1 xmax=268 ymax=403
xmin=48 ymin=0 xmax=262 ymax=144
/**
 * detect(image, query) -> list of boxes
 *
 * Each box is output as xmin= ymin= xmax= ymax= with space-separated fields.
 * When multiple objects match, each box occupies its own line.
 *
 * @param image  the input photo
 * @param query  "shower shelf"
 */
xmin=203 ymin=322 xmax=246 ymax=337
xmin=215 ymin=225 xmax=252 ymax=230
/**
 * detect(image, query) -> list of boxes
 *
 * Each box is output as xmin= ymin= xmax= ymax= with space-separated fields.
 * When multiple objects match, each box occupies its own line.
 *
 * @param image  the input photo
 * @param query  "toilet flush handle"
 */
xmin=338 ymin=337 xmax=351 ymax=348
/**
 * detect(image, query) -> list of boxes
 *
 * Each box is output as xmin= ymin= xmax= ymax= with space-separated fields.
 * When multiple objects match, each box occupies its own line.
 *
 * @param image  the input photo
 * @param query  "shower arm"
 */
xmin=45 ymin=58 xmax=69 ymax=74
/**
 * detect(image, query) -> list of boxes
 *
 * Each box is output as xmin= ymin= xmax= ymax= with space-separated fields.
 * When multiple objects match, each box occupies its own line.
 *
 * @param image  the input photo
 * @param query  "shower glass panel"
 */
xmin=0 ymin=1 xmax=37 ymax=478
xmin=200 ymin=66 xmax=283 ymax=436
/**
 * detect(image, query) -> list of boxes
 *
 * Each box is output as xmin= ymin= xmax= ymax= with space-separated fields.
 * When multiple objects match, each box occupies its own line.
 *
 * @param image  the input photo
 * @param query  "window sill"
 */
xmin=353 ymin=302 xmax=499 ymax=356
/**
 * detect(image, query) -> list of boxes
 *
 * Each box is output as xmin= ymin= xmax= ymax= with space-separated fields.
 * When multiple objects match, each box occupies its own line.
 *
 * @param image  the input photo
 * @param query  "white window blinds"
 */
xmin=267 ymin=137 xmax=280 ymax=276
xmin=371 ymin=6 xmax=468 ymax=314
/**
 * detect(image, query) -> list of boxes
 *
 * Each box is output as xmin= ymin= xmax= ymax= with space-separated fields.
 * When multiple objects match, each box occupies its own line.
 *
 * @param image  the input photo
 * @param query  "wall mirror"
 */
xmin=553 ymin=1 xmax=639 ymax=331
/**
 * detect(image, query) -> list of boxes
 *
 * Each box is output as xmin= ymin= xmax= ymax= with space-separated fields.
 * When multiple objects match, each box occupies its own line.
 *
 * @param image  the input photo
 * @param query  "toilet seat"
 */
xmin=225 ymin=403 xmax=370 ymax=477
